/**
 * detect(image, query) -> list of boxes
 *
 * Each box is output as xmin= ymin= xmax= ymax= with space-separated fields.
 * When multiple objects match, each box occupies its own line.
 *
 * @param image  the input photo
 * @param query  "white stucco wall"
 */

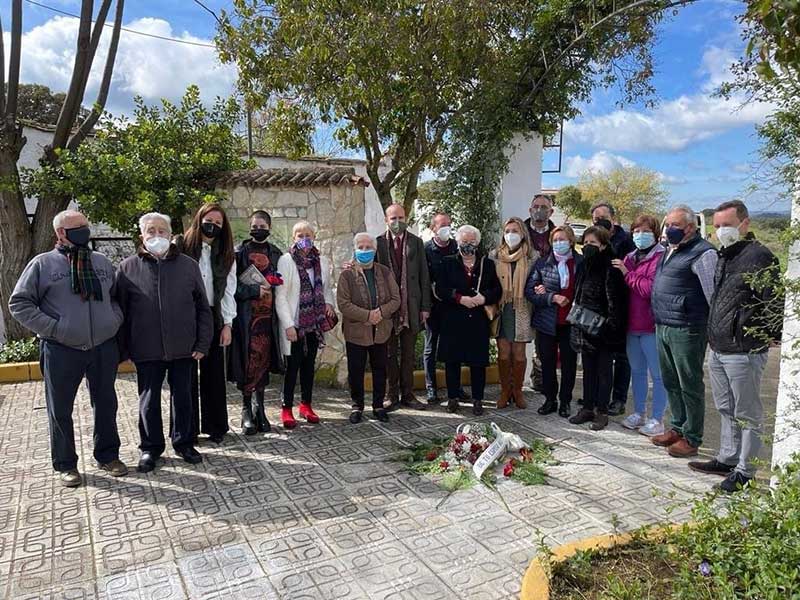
xmin=499 ymin=133 xmax=544 ymax=223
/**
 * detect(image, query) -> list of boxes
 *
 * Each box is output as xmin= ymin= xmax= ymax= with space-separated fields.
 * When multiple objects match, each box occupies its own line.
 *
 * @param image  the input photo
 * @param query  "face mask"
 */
xmin=582 ymin=244 xmax=599 ymax=259
xmin=250 ymin=229 xmax=270 ymax=243
xmin=633 ymin=231 xmax=656 ymax=250
xmin=201 ymin=222 xmax=222 ymax=239
xmin=436 ymin=226 xmax=451 ymax=242
xmin=295 ymin=237 xmax=313 ymax=250
xmin=552 ymin=240 xmax=571 ymax=255
xmin=354 ymin=249 xmax=376 ymax=265
xmin=65 ymin=225 xmax=91 ymax=247
xmin=145 ymin=236 xmax=170 ymax=256
xmin=666 ymin=226 xmax=686 ymax=246
xmin=531 ymin=208 xmax=549 ymax=222
xmin=504 ymin=232 xmax=522 ymax=248
xmin=716 ymin=226 xmax=741 ymax=248
xmin=459 ymin=243 xmax=477 ymax=256
xmin=594 ymin=218 xmax=613 ymax=232
xmin=388 ymin=221 xmax=407 ymax=235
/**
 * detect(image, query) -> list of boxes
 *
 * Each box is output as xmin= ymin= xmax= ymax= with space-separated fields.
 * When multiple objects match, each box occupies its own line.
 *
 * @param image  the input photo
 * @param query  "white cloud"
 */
xmin=4 ymin=16 xmax=237 ymax=116
xmin=565 ymin=45 xmax=775 ymax=153
xmin=564 ymin=151 xmax=634 ymax=177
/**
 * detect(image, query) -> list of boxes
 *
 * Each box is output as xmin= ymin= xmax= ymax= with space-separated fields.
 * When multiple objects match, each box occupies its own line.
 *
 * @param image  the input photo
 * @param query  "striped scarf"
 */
xmin=58 ymin=244 xmax=103 ymax=301
xmin=290 ymin=244 xmax=326 ymax=340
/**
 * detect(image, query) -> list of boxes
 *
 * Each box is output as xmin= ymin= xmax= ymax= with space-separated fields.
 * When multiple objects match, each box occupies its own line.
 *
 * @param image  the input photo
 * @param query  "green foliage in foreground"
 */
xmin=0 ymin=338 xmax=39 ymax=364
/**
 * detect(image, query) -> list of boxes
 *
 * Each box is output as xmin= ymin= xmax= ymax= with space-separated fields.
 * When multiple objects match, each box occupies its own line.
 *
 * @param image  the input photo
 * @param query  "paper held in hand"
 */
xmin=239 ymin=264 xmax=268 ymax=287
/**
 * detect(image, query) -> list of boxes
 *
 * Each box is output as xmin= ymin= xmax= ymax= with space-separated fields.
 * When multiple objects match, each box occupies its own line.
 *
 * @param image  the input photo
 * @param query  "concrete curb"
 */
xmin=0 ymin=360 xmax=136 ymax=383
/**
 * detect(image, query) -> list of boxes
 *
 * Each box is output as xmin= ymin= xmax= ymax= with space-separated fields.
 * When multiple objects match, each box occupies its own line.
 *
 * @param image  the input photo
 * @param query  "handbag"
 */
xmin=321 ymin=311 xmax=339 ymax=333
xmin=566 ymin=302 xmax=606 ymax=337
xmin=476 ymin=257 xmax=501 ymax=336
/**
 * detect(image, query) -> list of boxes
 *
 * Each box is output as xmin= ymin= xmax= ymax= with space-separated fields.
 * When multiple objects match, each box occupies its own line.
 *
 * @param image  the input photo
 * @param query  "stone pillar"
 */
xmin=499 ymin=132 xmax=543 ymax=223
xmin=772 ymin=172 xmax=800 ymax=470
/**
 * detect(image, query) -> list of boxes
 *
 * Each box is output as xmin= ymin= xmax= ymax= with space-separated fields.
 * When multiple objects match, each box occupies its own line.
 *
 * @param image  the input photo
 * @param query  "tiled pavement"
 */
xmin=0 ymin=376 xmax=723 ymax=599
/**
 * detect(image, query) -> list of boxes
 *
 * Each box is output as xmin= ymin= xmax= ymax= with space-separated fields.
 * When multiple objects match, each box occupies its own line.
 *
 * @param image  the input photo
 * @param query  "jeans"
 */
xmin=40 ymin=338 xmax=121 ymax=471
xmin=136 ymin=358 xmax=195 ymax=454
xmin=423 ymin=322 xmax=438 ymax=392
xmin=536 ymin=325 xmax=577 ymax=404
xmin=626 ymin=333 xmax=667 ymax=421
xmin=445 ymin=363 xmax=486 ymax=401
xmin=283 ymin=334 xmax=319 ymax=407
xmin=581 ymin=349 xmax=613 ymax=413
xmin=191 ymin=327 xmax=229 ymax=437
xmin=709 ymin=351 xmax=768 ymax=477
xmin=656 ymin=325 xmax=708 ymax=448
xmin=346 ymin=341 xmax=388 ymax=410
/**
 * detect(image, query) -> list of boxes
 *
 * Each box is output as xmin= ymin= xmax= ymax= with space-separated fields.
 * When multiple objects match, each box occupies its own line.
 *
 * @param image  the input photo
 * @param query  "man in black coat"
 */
xmin=688 ymin=200 xmax=781 ymax=493
xmin=591 ymin=202 xmax=634 ymax=415
xmin=116 ymin=212 xmax=212 ymax=473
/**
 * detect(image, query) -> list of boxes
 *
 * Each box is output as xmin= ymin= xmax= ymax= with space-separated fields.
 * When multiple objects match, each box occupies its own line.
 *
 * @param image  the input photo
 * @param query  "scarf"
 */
xmin=554 ymin=250 xmax=573 ymax=289
xmin=290 ymin=245 xmax=326 ymax=341
xmin=58 ymin=244 xmax=103 ymax=301
xmin=386 ymin=231 xmax=409 ymax=331
xmin=495 ymin=243 xmax=530 ymax=310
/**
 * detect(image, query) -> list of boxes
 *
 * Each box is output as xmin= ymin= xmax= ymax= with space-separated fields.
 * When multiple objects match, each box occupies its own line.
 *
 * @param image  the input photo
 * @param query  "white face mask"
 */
xmin=436 ymin=226 xmax=451 ymax=242
xmin=145 ymin=236 xmax=170 ymax=256
xmin=716 ymin=226 xmax=741 ymax=248
xmin=504 ymin=232 xmax=522 ymax=248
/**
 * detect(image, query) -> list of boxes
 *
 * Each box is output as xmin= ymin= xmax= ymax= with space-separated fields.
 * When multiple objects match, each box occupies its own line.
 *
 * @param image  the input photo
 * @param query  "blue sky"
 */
xmin=2 ymin=0 xmax=785 ymax=213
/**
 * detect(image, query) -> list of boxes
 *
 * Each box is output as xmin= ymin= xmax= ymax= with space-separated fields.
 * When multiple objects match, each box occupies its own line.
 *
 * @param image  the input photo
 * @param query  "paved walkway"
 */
xmin=0 ymin=375 xmax=733 ymax=600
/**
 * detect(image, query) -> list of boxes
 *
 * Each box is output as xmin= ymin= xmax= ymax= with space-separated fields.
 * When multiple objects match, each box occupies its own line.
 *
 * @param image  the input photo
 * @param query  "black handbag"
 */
xmin=566 ymin=280 xmax=606 ymax=336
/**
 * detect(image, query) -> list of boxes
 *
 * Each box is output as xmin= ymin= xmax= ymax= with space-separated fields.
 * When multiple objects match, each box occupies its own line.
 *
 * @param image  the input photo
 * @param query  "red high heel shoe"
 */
xmin=298 ymin=403 xmax=320 ymax=424
xmin=281 ymin=407 xmax=297 ymax=429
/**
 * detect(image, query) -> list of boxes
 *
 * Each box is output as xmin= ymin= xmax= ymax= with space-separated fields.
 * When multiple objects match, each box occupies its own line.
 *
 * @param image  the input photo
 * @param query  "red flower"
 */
xmin=519 ymin=448 xmax=533 ymax=463
xmin=439 ymin=461 xmax=449 ymax=470
xmin=503 ymin=462 xmax=515 ymax=477
xmin=266 ymin=273 xmax=284 ymax=286
xmin=425 ymin=450 xmax=439 ymax=462
xmin=470 ymin=443 xmax=483 ymax=454
xmin=454 ymin=434 xmax=468 ymax=445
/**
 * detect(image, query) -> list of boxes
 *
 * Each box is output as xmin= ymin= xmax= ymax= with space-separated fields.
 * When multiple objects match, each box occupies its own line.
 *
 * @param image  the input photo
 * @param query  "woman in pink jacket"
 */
xmin=611 ymin=214 xmax=668 ymax=436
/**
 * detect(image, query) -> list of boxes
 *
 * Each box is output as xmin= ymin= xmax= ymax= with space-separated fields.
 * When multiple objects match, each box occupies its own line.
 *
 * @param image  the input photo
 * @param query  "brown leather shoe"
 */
xmin=497 ymin=356 xmax=512 ymax=409
xmin=652 ymin=429 xmax=682 ymax=447
xmin=569 ymin=408 xmax=595 ymax=425
xmin=667 ymin=438 xmax=699 ymax=458
xmin=512 ymin=359 xmax=528 ymax=408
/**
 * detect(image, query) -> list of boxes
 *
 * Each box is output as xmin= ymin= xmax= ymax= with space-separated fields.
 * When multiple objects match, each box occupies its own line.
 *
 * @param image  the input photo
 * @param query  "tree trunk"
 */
xmin=30 ymin=192 xmax=71 ymax=257
xmin=0 ymin=143 xmax=32 ymax=342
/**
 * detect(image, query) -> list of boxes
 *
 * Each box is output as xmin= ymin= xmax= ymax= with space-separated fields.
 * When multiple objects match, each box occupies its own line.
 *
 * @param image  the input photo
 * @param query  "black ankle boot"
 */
xmin=241 ymin=394 xmax=256 ymax=435
xmin=253 ymin=390 xmax=270 ymax=433
xmin=537 ymin=400 xmax=558 ymax=415
xmin=472 ymin=400 xmax=483 ymax=416
xmin=558 ymin=401 xmax=571 ymax=418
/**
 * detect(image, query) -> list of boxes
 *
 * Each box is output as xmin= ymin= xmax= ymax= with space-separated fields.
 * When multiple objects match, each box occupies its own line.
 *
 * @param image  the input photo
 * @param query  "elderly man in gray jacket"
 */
xmin=9 ymin=210 xmax=127 ymax=488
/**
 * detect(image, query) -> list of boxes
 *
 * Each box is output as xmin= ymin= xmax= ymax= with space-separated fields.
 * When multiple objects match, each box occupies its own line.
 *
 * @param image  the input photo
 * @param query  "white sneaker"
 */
xmin=621 ymin=413 xmax=645 ymax=430
xmin=639 ymin=419 xmax=665 ymax=437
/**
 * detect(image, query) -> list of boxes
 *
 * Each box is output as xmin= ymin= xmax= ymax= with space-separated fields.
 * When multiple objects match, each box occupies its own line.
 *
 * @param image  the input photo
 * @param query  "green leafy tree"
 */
xmin=26 ymin=85 xmax=250 ymax=236
xmin=555 ymin=185 xmax=590 ymax=222
xmin=253 ymin=99 xmax=315 ymax=158
xmin=217 ymin=0 xmax=688 ymax=218
xmin=577 ymin=165 xmax=668 ymax=224
xmin=9 ymin=83 xmax=89 ymax=125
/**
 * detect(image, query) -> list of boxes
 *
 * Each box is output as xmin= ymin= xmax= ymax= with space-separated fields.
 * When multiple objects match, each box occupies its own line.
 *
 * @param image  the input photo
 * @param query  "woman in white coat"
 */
xmin=274 ymin=221 xmax=336 ymax=428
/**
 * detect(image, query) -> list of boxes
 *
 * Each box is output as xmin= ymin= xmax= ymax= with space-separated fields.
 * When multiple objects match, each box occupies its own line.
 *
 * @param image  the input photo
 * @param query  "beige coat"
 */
xmin=490 ymin=250 xmax=536 ymax=343
xmin=337 ymin=263 xmax=400 ymax=346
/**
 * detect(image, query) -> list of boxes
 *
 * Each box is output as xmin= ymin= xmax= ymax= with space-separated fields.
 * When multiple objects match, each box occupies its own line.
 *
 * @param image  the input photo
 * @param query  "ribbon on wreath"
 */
xmin=456 ymin=422 xmax=528 ymax=479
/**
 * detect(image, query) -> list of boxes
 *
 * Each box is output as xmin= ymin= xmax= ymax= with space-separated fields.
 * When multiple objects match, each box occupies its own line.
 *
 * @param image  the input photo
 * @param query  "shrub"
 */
xmin=0 ymin=338 xmax=40 ymax=364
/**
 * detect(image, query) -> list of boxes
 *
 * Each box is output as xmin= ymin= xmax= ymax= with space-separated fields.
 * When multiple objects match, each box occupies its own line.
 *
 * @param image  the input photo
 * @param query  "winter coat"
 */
xmin=569 ymin=246 xmax=628 ymax=354
xmin=525 ymin=251 xmax=584 ymax=337
xmin=337 ymin=263 xmax=400 ymax=347
xmin=375 ymin=230 xmax=431 ymax=334
xmin=435 ymin=253 xmax=503 ymax=366
xmin=524 ymin=218 xmax=557 ymax=258
xmin=115 ymin=245 xmax=212 ymax=362
xmin=622 ymin=244 xmax=665 ymax=334
xmin=227 ymin=240 xmax=285 ymax=388
xmin=490 ymin=250 xmax=536 ymax=342
xmin=425 ymin=238 xmax=458 ymax=332
xmin=609 ymin=225 xmax=635 ymax=258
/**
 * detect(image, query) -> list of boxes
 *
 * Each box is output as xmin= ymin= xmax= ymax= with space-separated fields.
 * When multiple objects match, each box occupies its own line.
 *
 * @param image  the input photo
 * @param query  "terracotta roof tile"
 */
xmin=215 ymin=167 xmax=369 ymax=188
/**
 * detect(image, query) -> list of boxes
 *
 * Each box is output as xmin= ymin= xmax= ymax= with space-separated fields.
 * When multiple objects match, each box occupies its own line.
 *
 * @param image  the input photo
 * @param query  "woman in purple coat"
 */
xmin=611 ymin=214 xmax=668 ymax=436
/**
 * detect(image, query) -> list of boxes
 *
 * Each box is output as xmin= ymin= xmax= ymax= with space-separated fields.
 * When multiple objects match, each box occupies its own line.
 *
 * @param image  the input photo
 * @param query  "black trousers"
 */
xmin=346 ymin=341 xmax=388 ymax=410
xmin=191 ymin=327 xmax=229 ymax=437
xmin=581 ymin=349 xmax=613 ymax=413
xmin=536 ymin=325 xmax=578 ymax=405
xmin=283 ymin=334 xmax=319 ymax=408
xmin=387 ymin=328 xmax=417 ymax=401
xmin=612 ymin=351 xmax=631 ymax=405
xmin=445 ymin=363 xmax=486 ymax=401
xmin=40 ymin=338 xmax=121 ymax=472
xmin=137 ymin=358 xmax=194 ymax=453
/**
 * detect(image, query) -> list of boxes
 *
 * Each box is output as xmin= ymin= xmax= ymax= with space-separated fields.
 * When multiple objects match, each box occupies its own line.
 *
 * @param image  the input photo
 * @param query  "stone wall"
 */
xmin=217 ymin=181 xmax=367 ymax=386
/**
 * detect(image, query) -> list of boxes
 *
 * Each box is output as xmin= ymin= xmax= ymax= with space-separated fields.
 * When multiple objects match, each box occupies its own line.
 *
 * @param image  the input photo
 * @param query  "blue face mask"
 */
xmin=633 ymin=231 xmax=656 ymax=250
xmin=354 ymin=249 xmax=375 ymax=264
xmin=295 ymin=237 xmax=313 ymax=250
xmin=552 ymin=240 xmax=570 ymax=255
xmin=666 ymin=226 xmax=685 ymax=246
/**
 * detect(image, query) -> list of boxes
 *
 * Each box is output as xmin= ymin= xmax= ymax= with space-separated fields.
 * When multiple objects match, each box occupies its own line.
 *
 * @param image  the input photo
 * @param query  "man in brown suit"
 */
xmin=376 ymin=204 xmax=431 ymax=411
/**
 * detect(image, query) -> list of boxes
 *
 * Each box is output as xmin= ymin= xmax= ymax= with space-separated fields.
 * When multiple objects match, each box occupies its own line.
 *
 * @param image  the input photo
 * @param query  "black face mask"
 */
xmin=201 ymin=222 xmax=222 ymax=239
xmin=459 ymin=243 xmax=477 ymax=256
xmin=65 ymin=225 xmax=91 ymax=247
xmin=250 ymin=229 xmax=270 ymax=243
xmin=582 ymin=244 xmax=600 ymax=259
xmin=594 ymin=218 xmax=613 ymax=232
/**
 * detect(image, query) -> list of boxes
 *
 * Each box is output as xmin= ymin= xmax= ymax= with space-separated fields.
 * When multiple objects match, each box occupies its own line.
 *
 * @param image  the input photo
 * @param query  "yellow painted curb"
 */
xmin=0 ymin=360 xmax=137 ymax=383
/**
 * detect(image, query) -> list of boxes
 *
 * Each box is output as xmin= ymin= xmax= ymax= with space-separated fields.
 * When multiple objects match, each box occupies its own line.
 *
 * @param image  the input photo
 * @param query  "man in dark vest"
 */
xmin=591 ymin=202 xmax=635 ymax=415
xmin=377 ymin=203 xmax=431 ymax=411
xmin=650 ymin=205 xmax=717 ymax=458
xmin=688 ymin=200 xmax=780 ymax=493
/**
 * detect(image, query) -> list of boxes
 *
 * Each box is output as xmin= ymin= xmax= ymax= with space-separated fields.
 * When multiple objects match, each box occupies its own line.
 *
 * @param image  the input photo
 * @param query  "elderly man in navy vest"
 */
xmin=650 ymin=205 xmax=717 ymax=458
xmin=688 ymin=200 xmax=780 ymax=493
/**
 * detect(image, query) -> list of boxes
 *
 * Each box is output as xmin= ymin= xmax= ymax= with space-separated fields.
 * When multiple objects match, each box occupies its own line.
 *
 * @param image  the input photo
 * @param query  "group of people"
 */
xmin=8 ymin=194 xmax=779 ymax=494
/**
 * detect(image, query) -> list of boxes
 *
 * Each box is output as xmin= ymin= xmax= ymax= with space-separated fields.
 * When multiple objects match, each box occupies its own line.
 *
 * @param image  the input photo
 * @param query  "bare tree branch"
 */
xmin=0 ymin=17 xmax=6 ymax=117
xmin=5 ymin=0 xmax=22 ymax=119
xmin=68 ymin=0 xmax=125 ymax=151
xmin=72 ymin=0 xmax=113 ymax=124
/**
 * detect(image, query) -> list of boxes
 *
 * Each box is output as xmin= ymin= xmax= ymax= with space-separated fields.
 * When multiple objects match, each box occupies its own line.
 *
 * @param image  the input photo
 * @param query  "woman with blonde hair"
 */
xmin=491 ymin=217 xmax=539 ymax=409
